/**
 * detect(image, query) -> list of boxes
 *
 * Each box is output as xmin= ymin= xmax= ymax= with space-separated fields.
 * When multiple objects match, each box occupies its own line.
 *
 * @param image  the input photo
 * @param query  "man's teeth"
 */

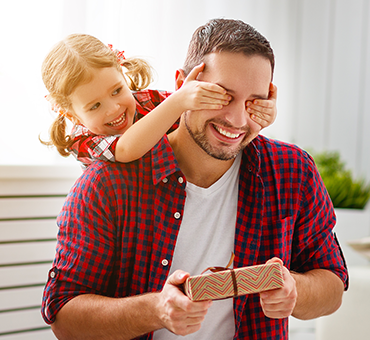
xmin=108 ymin=113 xmax=126 ymax=126
xmin=214 ymin=125 xmax=241 ymax=139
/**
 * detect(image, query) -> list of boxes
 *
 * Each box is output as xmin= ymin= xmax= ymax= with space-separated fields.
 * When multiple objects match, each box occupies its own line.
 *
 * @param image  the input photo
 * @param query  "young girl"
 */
xmin=41 ymin=34 xmax=277 ymax=169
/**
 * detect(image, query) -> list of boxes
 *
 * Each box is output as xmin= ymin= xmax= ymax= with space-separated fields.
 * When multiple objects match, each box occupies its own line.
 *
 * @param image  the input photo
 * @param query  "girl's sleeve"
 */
xmin=69 ymin=134 xmax=120 ymax=168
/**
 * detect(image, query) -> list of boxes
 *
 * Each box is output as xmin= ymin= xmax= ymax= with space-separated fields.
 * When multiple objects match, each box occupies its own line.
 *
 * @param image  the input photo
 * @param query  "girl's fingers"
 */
xmin=248 ymin=100 xmax=274 ymax=109
xmin=269 ymin=83 xmax=278 ymax=100
xmin=201 ymin=94 xmax=231 ymax=104
xmin=185 ymin=63 xmax=206 ymax=81
xmin=193 ymin=86 xmax=230 ymax=106
xmin=193 ymin=103 xmax=224 ymax=111
xmin=247 ymin=104 xmax=272 ymax=115
xmin=251 ymin=115 xmax=270 ymax=128
xmin=200 ymin=82 xmax=228 ymax=95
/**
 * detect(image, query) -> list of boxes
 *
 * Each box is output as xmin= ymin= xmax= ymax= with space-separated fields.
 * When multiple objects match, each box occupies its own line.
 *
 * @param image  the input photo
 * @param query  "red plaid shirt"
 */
xmin=69 ymin=89 xmax=171 ymax=169
xmin=42 ymin=134 xmax=348 ymax=339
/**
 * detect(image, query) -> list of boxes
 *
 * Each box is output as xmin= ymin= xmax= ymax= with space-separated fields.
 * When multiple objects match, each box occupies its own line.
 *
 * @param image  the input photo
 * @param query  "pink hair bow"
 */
xmin=108 ymin=44 xmax=126 ymax=66
xmin=45 ymin=95 xmax=66 ymax=117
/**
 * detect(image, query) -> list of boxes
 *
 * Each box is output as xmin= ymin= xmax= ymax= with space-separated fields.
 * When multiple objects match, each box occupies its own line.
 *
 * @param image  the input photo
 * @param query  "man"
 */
xmin=42 ymin=19 xmax=348 ymax=339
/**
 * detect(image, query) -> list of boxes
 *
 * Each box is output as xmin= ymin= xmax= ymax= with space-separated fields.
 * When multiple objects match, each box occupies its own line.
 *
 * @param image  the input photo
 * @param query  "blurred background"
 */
xmin=0 ymin=0 xmax=369 ymax=183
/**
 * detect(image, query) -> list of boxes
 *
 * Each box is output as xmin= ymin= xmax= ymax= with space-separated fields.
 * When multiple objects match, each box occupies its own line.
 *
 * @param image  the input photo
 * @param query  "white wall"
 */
xmin=290 ymin=0 xmax=370 ymax=180
xmin=0 ymin=0 xmax=369 ymax=181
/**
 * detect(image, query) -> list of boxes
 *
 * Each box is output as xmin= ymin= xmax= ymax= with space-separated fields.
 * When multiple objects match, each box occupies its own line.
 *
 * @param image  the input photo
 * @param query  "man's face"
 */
xmin=182 ymin=52 xmax=272 ymax=160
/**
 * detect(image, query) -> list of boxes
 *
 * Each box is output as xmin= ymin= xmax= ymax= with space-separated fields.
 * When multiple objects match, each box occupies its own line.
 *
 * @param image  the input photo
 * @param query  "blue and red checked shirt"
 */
xmin=42 ymin=134 xmax=348 ymax=339
xmin=69 ymin=89 xmax=171 ymax=169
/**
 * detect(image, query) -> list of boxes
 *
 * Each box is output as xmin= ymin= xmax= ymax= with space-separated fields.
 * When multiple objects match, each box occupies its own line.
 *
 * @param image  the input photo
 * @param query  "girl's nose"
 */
xmin=106 ymin=101 xmax=120 ymax=116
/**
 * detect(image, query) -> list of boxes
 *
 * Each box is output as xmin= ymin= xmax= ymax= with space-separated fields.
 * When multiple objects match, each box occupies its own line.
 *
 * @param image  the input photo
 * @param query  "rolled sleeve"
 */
xmin=291 ymin=155 xmax=348 ymax=289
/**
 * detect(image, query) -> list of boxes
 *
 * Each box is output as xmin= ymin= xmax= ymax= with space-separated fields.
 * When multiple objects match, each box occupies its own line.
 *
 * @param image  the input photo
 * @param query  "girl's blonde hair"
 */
xmin=41 ymin=33 xmax=153 ymax=157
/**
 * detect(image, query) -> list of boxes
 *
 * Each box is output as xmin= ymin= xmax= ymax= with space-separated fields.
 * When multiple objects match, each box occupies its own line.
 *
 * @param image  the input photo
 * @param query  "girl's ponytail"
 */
xmin=39 ymin=114 xmax=74 ymax=157
xmin=122 ymin=57 xmax=153 ymax=91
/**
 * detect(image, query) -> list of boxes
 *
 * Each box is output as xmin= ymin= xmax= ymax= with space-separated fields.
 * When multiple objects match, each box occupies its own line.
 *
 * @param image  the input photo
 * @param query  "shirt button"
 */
xmin=174 ymin=212 xmax=181 ymax=219
xmin=178 ymin=177 xmax=184 ymax=184
xmin=50 ymin=271 xmax=56 ymax=279
xmin=162 ymin=178 xmax=168 ymax=183
xmin=162 ymin=259 xmax=169 ymax=266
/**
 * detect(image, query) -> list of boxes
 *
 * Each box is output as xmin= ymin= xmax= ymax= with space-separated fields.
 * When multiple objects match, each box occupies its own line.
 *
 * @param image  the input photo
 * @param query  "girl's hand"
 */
xmin=177 ymin=63 xmax=231 ymax=111
xmin=246 ymin=83 xmax=277 ymax=129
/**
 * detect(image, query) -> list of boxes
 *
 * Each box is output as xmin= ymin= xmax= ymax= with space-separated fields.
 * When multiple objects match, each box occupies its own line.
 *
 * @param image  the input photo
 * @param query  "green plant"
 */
xmin=310 ymin=151 xmax=370 ymax=209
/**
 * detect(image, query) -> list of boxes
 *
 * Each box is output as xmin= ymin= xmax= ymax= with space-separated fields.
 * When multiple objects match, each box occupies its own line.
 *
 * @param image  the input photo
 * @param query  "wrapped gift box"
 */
xmin=184 ymin=262 xmax=284 ymax=301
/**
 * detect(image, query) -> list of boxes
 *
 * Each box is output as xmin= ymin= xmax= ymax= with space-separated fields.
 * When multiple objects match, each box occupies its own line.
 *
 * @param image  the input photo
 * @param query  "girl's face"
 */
xmin=69 ymin=67 xmax=136 ymax=135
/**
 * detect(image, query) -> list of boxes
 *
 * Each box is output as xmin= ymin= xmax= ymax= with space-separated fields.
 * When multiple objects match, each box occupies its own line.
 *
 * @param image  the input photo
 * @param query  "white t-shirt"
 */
xmin=153 ymin=153 xmax=241 ymax=340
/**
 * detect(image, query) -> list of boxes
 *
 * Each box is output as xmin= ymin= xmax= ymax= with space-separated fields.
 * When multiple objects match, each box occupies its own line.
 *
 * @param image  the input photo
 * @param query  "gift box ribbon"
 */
xmin=201 ymin=252 xmax=238 ymax=297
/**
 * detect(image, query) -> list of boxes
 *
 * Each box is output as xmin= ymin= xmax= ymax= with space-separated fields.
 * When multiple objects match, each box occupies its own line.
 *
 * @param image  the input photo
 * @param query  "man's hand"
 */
xmin=259 ymin=258 xmax=297 ymax=319
xmin=156 ymin=270 xmax=212 ymax=336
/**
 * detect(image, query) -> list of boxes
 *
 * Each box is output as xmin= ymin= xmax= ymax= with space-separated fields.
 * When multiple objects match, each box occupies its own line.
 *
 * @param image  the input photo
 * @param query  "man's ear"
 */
xmin=175 ymin=69 xmax=186 ymax=90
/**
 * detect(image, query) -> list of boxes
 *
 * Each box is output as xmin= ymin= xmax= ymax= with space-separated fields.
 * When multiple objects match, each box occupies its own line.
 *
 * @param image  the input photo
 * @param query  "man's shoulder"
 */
xmin=250 ymin=135 xmax=316 ymax=173
xmin=76 ymin=158 xmax=144 ymax=188
xmin=254 ymin=135 xmax=312 ymax=161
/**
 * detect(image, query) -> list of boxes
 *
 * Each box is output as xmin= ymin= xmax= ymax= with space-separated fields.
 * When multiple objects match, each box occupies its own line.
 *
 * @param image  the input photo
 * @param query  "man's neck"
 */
xmin=167 ymin=127 xmax=235 ymax=189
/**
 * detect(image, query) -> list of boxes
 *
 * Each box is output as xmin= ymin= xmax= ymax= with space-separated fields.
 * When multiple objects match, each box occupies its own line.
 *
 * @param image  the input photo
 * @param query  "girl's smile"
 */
xmin=106 ymin=112 xmax=127 ymax=128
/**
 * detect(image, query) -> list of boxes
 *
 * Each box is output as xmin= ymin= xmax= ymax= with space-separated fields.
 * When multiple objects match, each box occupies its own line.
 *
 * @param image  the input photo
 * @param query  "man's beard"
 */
xmin=184 ymin=112 xmax=251 ymax=161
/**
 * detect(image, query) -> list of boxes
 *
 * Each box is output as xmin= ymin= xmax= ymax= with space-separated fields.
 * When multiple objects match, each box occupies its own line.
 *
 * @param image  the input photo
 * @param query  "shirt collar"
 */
xmin=241 ymin=137 xmax=261 ymax=174
xmin=151 ymin=135 xmax=262 ymax=185
xmin=151 ymin=135 xmax=182 ymax=185
xmin=71 ymin=124 xmax=90 ymax=137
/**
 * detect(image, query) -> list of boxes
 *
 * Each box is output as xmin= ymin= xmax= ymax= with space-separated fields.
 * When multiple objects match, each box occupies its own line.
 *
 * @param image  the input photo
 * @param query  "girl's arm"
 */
xmin=115 ymin=63 xmax=230 ymax=163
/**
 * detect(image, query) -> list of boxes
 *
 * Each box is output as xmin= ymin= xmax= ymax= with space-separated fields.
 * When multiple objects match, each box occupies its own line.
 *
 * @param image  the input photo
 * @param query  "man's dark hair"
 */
xmin=183 ymin=18 xmax=275 ymax=76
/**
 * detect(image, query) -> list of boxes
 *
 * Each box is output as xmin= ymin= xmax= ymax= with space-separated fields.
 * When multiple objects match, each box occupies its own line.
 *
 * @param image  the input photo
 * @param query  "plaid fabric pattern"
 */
xmin=42 ymin=134 xmax=348 ymax=339
xmin=69 ymin=89 xmax=171 ymax=169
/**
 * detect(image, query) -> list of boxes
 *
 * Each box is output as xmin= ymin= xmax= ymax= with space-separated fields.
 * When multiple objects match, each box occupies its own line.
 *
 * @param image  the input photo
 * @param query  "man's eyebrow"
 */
xmin=217 ymin=84 xmax=235 ymax=94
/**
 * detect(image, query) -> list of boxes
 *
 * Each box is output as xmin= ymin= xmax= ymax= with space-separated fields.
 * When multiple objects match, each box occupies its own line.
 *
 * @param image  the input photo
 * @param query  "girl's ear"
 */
xmin=175 ymin=69 xmax=186 ymax=90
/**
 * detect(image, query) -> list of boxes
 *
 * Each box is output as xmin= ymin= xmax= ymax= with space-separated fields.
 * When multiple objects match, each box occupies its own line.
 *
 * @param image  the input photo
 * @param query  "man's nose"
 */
xmin=224 ymin=100 xmax=248 ymax=128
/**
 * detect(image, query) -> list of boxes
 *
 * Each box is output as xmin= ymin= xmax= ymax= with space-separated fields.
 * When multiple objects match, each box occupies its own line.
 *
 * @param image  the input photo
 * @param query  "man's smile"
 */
xmin=212 ymin=124 xmax=243 ymax=139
